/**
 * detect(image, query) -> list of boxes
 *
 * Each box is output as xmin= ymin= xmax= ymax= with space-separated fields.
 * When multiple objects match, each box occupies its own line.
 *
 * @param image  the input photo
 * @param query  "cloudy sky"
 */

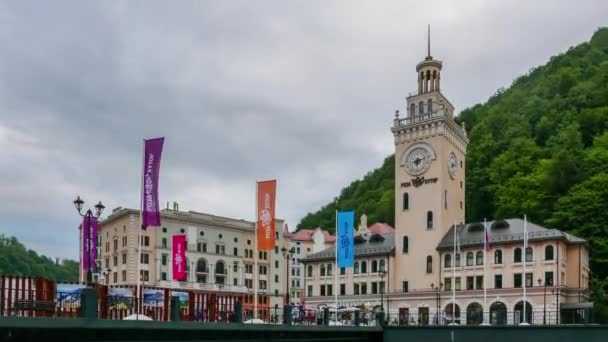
xmin=0 ymin=1 xmax=606 ymax=260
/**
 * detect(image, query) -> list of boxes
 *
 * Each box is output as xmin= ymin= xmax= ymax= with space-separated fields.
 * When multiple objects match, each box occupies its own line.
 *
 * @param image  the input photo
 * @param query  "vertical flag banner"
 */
xmin=90 ymin=217 xmax=98 ymax=269
xmin=142 ymin=137 xmax=165 ymax=228
xmin=82 ymin=215 xmax=91 ymax=270
xmin=172 ymin=235 xmax=186 ymax=281
xmin=337 ymin=210 xmax=355 ymax=268
xmin=256 ymin=180 xmax=276 ymax=250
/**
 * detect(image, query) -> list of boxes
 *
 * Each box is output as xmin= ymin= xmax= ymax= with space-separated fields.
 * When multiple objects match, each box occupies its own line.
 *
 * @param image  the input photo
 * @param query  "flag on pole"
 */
xmin=141 ymin=137 xmax=165 ymax=228
xmin=484 ymin=222 xmax=490 ymax=252
xmin=257 ymin=180 xmax=276 ymax=250
xmin=90 ymin=217 xmax=98 ymax=269
xmin=81 ymin=215 xmax=91 ymax=270
xmin=337 ymin=210 xmax=355 ymax=268
xmin=172 ymin=235 xmax=187 ymax=281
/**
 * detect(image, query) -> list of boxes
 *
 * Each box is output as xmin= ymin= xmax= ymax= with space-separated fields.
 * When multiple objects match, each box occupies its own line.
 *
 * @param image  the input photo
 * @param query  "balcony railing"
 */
xmin=394 ymin=109 xmax=446 ymax=128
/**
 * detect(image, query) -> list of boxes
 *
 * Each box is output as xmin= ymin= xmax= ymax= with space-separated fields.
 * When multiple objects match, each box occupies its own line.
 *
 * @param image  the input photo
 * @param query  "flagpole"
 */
xmin=254 ymin=181 xmax=259 ymax=320
xmin=521 ymin=214 xmax=529 ymax=325
xmin=334 ymin=210 xmax=338 ymax=322
xmin=136 ymin=138 xmax=145 ymax=319
xmin=450 ymin=222 xmax=456 ymax=325
xmin=481 ymin=218 xmax=489 ymax=325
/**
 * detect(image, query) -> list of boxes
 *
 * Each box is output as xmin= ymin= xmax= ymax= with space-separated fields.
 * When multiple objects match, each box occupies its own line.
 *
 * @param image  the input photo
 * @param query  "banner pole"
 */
xmin=136 ymin=138 xmax=145 ymax=319
xmin=334 ymin=210 xmax=338 ymax=322
xmin=254 ymin=181 xmax=258 ymax=319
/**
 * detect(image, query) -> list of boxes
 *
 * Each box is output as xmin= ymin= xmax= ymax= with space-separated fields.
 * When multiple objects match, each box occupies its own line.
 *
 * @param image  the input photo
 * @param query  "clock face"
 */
xmin=405 ymin=147 xmax=432 ymax=175
xmin=448 ymin=152 xmax=458 ymax=178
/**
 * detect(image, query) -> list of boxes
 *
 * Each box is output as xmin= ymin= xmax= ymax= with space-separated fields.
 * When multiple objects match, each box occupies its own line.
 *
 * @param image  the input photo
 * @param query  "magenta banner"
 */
xmin=90 ymin=217 xmax=97 ymax=268
xmin=82 ymin=215 xmax=91 ymax=270
xmin=141 ymin=137 xmax=164 ymax=227
xmin=172 ymin=235 xmax=186 ymax=281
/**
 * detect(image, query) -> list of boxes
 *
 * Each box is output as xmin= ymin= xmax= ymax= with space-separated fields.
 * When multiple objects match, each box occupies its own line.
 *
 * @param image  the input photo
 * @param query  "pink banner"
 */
xmin=141 ymin=137 xmax=164 ymax=228
xmin=172 ymin=235 xmax=186 ymax=281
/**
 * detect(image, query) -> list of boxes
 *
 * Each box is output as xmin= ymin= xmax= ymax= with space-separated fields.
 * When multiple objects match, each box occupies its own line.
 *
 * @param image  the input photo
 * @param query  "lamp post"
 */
xmin=538 ymin=278 xmax=547 ymax=325
xmin=431 ymin=282 xmax=443 ymax=325
xmin=73 ymin=196 xmax=105 ymax=284
xmin=551 ymin=287 xmax=560 ymax=325
xmin=281 ymin=247 xmax=295 ymax=305
xmin=379 ymin=270 xmax=387 ymax=313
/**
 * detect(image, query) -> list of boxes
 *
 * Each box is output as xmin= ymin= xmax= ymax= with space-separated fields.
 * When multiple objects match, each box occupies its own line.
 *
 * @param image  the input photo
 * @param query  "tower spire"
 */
xmin=427 ymin=24 xmax=431 ymax=58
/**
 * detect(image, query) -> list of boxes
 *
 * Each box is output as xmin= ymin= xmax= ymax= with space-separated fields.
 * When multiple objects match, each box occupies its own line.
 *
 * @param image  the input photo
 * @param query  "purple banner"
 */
xmin=82 ymin=215 xmax=91 ymax=270
xmin=90 ymin=217 xmax=97 ymax=268
xmin=141 ymin=137 xmax=164 ymax=227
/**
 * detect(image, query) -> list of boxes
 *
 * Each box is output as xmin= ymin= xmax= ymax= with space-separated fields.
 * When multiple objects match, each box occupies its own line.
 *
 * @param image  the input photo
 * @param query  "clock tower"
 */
xmin=391 ymin=30 xmax=469 ymax=291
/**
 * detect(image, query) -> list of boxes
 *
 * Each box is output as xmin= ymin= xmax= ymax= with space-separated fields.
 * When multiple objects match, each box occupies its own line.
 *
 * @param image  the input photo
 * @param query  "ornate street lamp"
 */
xmin=431 ymin=282 xmax=443 ymax=325
xmin=73 ymin=196 xmax=105 ymax=284
xmin=538 ymin=278 xmax=547 ymax=325
xmin=281 ymin=247 xmax=295 ymax=305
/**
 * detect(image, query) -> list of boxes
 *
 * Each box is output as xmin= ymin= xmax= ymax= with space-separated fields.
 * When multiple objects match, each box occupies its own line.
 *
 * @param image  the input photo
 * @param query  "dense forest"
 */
xmin=0 ymin=235 xmax=79 ymax=282
xmin=298 ymin=28 xmax=608 ymax=320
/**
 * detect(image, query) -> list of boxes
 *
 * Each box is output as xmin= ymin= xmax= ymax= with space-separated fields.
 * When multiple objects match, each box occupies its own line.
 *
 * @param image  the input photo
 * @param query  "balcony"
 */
xmin=157 ymin=280 xmax=248 ymax=293
xmin=393 ymin=109 xmax=446 ymax=128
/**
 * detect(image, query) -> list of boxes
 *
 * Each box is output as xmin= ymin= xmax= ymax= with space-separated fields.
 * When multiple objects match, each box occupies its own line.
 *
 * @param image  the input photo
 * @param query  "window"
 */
xmin=427 ymin=211 xmax=433 ymax=229
xmin=320 ymin=265 xmax=326 ymax=277
xmin=372 ymin=282 xmax=378 ymax=294
xmin=466 ymin=276 xmax=474 ymax=290
xmin=216 ymin=244 xmax=225 ymax=255
xmin=354 ymin=262 xmax=360 ymax=274
xmin=161 ymin=272 xmax=167 ymax=281
xmin=444 ymin=254 xmax=452 ymax=268
xmin=427 ymin=99 xmax=433 ymax=112
xmin=426 ymin=256 xmax=433 ymax=274
xmin=140 ymin=253 xmax=149 ymax=264
xmin=233 ymin=262 xmax=238 ymax=272
xmin=455 ymin=277 xmax=461 ymax=290
xmin=275 ymin=275 xmax=279 ymax=283
xmin=162 ymin=238 xmax=167 ymax=249
xmin=403 ymin=193 xmax=409 ymax=210
xmin=372 ymin=260 xmax=378 ymax=273
xmin=380 ymin=260 xmax=386 ymax=272
xmin=444 ymin=190 xmax=448 ymax=209
xmin=402 ymin=281 xmax=409 ymax=293
xmin=161 ymin=254 xmax=167 ymax=266
xmin=113 ymin=272 xmax=117 ymax=283
xmin=143 ymin=236 xmax=150 ymax=246
xmin=354 ymin=283 xmax=360 ymax=295
xmin=259 ymin=280 xmax=267 ymax=290
xmin=140 ymin=270 xmax=149 ymax=282
xmin=307 ymin=265 xmax=313 ymax=277
xmin=525 ymin=272 xmax=533 ymax=287
xmin=340 ymin=267 xmax=345 ymax=275
xmin=327 ymin=285 xmax=333 ymax=296
xmin=419 ymin=101 xmax=424 ymax=114
xmin=247 ymin=240 xmax=251 ymax=245
xmin=455 ymin=253 xmax=461 ymax=267
xmin=233 ymin=247 xmax=238 ymax=256
xmin=495 ymin=274 xmax=502 ymax=289
xmin=476 ymin=251 xmax=483 ymax=265
xmin=444 ymin=278 xmax=452 ymax=291
xmin=514 ymin=273 xmax=522 ymax=288
xmin=476 ymin=276 xmax=483 ymax=289
xmin=361 ymin=283 xmax=367 ymax=295
xmin=545 ymin=245 xmax=554 ymax=261
xmin=307 ymin=286 xmax=313 ymax=297
xmin=245 ymin=279 xmax=253 ymax=289
xmin=410 ymin=103 xmax=415 ymax=116
xmin=234 ymin=278 xmax=238 ymax=286
xmin=162 ymin=227 xmax=167 ymax=233
xmin=525 ymin=247 xmax=533 ymax=262
xmin=340 ymin=284 xmax=346 ymax=296
xmin=275 ymin=260 xmax=279 ymax=268
xmin=466 ymin=252 xmax=474 ymax=266
xmin=494 ymin=250 xmax=502 ymax=264
xmin=361 ymin=261 xmax=367 ymax=273
xmin=403 ymin=236 xmax=409 ymax=253
xmin=545 ymin=271 xmax=554 ymax=286
xmin=327 ymin=264 xmax=333 ymax=276
xmin=320 ymin=285 xmax=326 ymax=296
xmin=259 ymin=265 xmax=267 ymax=275
xmin=197 ymin=242 xmax=207 ymax=253
xmin=514 ymin=248 xmax=522 ymax=263
xmin=122 ymin=270 xmax=126 ymax=282
xmin=122 ymin=254 xmax=127 ymax=265
xmin=113 ymin=239 xmax=118 ymax=251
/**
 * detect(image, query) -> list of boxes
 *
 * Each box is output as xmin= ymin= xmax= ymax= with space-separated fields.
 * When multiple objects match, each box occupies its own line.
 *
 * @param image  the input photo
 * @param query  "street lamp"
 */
xmin=538 ymin=278 xmax=547 ymax=325
xmin=379 ymin=270 xmax=387 ymax=313
xmin=73 ymin=195 xmax=105 ymax=284
xmin=281 ymin=247 xmax=295 ymax=305
xmin=551 ymin=287 xmax=561 ymax=325
xmin=431 ymin=282 xmax=444 ymax=326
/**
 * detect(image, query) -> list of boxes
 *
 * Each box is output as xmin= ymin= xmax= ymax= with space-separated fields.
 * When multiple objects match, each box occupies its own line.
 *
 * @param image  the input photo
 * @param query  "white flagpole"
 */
xmin=521 ymin=214 xmax=529 ymax=325
xmin=254 ymin=182 xmax=259 ymax=319
xmin=334 ymin=210 xmax=338 ymax=322
xmin=482 ymin=218 xmax=489 ymax=325
xmin=451 ymin=222 xmax=456 ymax=325
xmin=136 ymin=138 xmax=145 ymax=319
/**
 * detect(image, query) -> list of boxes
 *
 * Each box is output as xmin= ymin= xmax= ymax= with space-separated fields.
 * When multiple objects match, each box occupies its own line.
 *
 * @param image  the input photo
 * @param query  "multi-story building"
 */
xmin=302 ymin=43 xmax=591 ymax=325
xmin=90 ymin=203 xmax=290 ymax=317
xmin=285 ymin=226 xmax=335 ymax=304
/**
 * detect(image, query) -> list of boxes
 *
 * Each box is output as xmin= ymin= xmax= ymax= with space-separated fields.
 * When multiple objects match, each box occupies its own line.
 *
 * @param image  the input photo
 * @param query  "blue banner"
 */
xmin=337 ymin=210 xmax=355 ymax=268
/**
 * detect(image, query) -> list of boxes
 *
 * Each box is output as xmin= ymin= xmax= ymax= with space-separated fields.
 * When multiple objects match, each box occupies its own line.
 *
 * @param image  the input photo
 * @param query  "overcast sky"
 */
xmin=0 ymin=1 xmax=606 ymax=260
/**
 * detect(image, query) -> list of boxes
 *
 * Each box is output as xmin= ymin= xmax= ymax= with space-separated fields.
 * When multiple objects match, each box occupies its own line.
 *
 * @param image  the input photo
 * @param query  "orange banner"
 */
xmin=257 ymin=180 xmax=276 ymax=250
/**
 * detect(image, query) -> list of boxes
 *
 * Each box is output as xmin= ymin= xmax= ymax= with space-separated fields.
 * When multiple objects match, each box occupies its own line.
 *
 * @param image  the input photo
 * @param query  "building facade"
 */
xmin=302 ymin=46 xmax=591 ymax=325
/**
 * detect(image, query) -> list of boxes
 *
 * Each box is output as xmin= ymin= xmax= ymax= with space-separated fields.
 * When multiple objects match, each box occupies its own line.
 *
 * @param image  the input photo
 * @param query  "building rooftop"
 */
xmin=290 ymin=227 xmax=335 ymax=243
xmin=302 ymin=233 xmax=395 ymax=262
xmin=436 ymin=218 xmax=587 ymax=250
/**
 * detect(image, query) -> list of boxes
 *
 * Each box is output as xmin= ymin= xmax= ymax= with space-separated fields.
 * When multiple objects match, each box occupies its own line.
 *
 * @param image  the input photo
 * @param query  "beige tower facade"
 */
xmin=392 ymin=49 xmax=469 ymax=292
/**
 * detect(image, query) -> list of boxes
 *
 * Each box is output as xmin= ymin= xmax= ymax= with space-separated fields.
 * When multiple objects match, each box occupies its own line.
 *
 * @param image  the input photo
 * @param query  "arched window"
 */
xmin=371 ymin=260 xmax=378 ymax=273
xmin=320 ymin=264 xmax=326 ymax=276
xmin=354 ymin=261 xmax=360 ymax=274
xmin=445 ymin=303 xmax=461 ymax=324
xmin=379 ymin=260 xmax=386 ymax=272
xmin=490 ymin=302 xmax=507 ymax=325
xmin=444 ymin=254 xmax=452 ymax=268
xmin=494 ymin=250 xmax=503 ymax=264
xmin=455 ymin=253 xmax=461 ymax=267
xmin=419 ymin=101 xmax=424 ymax=114
xmin=410 ymin=103 xmax=415 ymax=116
xmin=514 ymin=248 xmax=522 ymax=263
xmin=361 ymin=261 xmax=367 ymax=273
xmin=307 ymin=265 xmax=313 ymax=277
xmin=525 ymin=247 xmax=533 ymax=262
xmin=427 ymin=99 xmax=433 ymax=112
xmin=476 ymin=251 xmax=484 ymax=265
xmin=327 ymin=264 xmax=332 ymax=276
xmin=466 ymin=302 xmax=484 ymax=325
xmin=545 ymin=245 xmax=554 ymax=260
xmin=426 ymin=211 xmax=433 ymax=229
xmin=514 ymin=301 xmax=532 ymax=324
xmin=215 ymin=261 xmax=225 ymax=275
xmin=426 ymin=256 xmax=433 ymax=273
xmin=403 ymin=193 xmax=409 ymax=210
xmin=196 ymin=258 xmax=208 ymax=273
xmin=402 ymin=236 xmax=409 ymax=254
xmin=466 ymin=252 xmax=474 ymax=266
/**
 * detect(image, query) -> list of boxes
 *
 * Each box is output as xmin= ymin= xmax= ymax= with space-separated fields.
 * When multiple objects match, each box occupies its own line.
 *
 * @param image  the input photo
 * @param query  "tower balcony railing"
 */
xmin=394 ymin=109 xmax=446 ymax=128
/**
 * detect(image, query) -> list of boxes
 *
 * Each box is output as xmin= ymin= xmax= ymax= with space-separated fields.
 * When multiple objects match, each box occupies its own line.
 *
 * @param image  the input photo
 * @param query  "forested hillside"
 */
xmin=297 ymin=28 xmax=608 ymax=319
xmin=0 ymin=235 xmax=79 ymax=281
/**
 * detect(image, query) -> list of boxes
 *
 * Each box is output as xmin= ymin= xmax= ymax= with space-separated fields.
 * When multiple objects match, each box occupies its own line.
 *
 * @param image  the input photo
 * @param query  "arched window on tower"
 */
xmin=410 ymin=103 xmax=415 ymax=117
xmin=419 ymin=101 xmax=424 ymax=114
xmin=426 ymin=211 xmax=433 ymax=229
xmin=428 ymin=99 xmax=433 ymax=112
xmin=426 ymin=256 xmax=433 ymax=274
xmin=476 ymin=251 xmax=483 ymax=265
xmin=545 ymin=245 xmax=554 ymax=261
xmin=402 ymin=236 xmax=409 ymax=254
